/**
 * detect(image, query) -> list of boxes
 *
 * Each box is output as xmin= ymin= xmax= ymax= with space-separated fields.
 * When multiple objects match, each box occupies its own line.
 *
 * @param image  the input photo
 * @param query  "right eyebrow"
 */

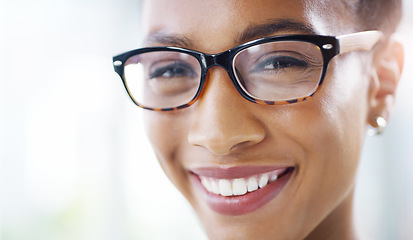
xmin=145 ymin=31 xmax=194 ymax=48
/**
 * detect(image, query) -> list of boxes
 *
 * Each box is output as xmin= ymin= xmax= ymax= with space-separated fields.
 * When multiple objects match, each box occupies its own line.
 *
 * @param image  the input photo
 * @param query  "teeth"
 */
xmin=211 ymin=180 xmax=220 ymax=195
xmin=200 ymin=170 xmax=281 ymax=197
xmin=201 ymin=177 xmax=212 ymax=192
xmin=258 ymin=174 xmax=269 ymax=188
xmin=219 ymin=179 xmax=232 ymax=196
xmin=247 ymin=176 xmax=258 ymax=192
xmin=232 ymin=178 xmax=247 ymax=196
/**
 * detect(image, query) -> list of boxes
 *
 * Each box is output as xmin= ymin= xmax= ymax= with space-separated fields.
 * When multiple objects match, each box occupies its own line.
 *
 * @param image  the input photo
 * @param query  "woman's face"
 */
xmin=142 ymin=0 xmax=371 ymax=239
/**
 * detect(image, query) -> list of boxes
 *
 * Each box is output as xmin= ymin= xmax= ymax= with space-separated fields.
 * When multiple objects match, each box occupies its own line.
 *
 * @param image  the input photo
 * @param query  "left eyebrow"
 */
xmin=238 ymin=19 xmax=317 ymax=44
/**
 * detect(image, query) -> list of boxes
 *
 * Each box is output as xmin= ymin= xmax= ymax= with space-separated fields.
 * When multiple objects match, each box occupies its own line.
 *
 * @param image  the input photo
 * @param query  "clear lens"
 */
xmin=233 ymin=41 xmax=323 ymax=101
xmin=123 ymin=51 xmax=202 ymax=109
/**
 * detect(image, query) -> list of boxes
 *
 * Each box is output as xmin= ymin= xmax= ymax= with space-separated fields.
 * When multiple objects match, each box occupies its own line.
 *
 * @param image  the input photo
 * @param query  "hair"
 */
xmin=346 ymin=0 xmax=403 ymax=33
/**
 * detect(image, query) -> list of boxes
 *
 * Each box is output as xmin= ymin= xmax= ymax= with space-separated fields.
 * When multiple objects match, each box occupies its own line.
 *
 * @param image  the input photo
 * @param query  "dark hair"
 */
xmin=347 ymin=0 xmax=402 ymax=33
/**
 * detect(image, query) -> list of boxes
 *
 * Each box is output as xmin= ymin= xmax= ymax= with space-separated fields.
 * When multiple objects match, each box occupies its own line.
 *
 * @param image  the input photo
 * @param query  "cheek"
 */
xmin=317 ymin=56 xmax=369 ymax=167
xmin=278 ymin=56 xmax=370 ymax=214
xmin=325 ymin=55 xmax=371 ymax=140
xmin=144 ymin=111 xmax=182 ymax=153
xmin=280 ymin=55 xmax=369 ymax=156
xmin=143 ymin=111 xmax=193 ymax=195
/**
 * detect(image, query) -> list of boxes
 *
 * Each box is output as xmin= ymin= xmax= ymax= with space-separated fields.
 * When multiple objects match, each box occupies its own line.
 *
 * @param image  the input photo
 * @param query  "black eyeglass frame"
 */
xmin=113 ymin=31 xmax=382 ymax=111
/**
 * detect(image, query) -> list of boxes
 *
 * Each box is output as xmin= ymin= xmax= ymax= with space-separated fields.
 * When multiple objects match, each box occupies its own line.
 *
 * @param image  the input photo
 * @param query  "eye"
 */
xmin=145 ymin=60 xmax=200 ymax=96
xmin=253 ymin=55 xmax=308 ymax=73
xmin=150 ymin=62 xmax=196 ymax=79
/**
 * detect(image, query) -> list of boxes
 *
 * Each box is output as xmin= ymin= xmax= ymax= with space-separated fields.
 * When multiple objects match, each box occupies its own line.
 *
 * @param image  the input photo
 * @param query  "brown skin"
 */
xmin=141 ymin=0 xmax=404 ymax=239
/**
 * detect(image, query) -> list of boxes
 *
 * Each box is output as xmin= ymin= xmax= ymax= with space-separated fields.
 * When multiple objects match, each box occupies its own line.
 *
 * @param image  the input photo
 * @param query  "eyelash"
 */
xmin=149 ymin=62 xmax=196 ymax=79
xmin=251 ymin=55 xmax=308 ymax=73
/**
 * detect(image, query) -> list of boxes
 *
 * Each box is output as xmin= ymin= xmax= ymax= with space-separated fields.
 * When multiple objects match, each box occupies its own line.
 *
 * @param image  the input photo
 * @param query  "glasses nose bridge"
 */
xmin=204 ymin=51 xmax=232 ymax=75
xmin=201 ymin=51 xmax=250 ymax=103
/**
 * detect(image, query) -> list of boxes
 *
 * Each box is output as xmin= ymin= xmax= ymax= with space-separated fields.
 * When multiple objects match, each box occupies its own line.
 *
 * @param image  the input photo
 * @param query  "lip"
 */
xmin=190 ymin=165 xmax=295 ymax=216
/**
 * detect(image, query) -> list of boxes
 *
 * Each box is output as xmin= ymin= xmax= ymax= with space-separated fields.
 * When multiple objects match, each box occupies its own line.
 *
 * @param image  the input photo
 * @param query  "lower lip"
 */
xmin=191 ymin=168 xmax=294 ymax=216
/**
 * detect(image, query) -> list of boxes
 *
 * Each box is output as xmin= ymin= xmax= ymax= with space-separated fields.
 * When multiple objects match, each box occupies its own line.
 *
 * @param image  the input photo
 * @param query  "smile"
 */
xmin=190 ymin=166 xmax=295 ymax=215
xmin=199 ymin=169 xmax=284 ymax=196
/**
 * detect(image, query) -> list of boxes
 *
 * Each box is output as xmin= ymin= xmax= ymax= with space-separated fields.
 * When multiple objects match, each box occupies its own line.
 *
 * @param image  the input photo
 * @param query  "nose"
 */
xmin=187 ymin=67 xmax=265 ymax=155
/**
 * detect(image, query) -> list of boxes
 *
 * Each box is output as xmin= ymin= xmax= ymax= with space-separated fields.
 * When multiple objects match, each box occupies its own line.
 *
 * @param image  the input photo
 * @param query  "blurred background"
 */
xmin=0 ymin=0 xmax=412 ymax=239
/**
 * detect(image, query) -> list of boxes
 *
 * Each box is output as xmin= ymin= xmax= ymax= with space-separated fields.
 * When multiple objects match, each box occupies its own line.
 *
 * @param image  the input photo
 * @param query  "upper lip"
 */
xmin=190 ymin=165 xmax=293 ymax=179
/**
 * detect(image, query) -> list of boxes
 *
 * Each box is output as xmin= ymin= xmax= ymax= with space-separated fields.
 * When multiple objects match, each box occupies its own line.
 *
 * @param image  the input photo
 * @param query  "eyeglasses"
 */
xmin=113 ymin=31 xmax=382 ymax=111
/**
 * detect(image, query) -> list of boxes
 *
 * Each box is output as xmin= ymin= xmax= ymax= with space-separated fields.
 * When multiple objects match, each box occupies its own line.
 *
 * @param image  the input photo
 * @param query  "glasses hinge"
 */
xmin=322 ymin=44 xmax=333 ymax=50
xmin=113 ymin=60 xmax=122 ymax=66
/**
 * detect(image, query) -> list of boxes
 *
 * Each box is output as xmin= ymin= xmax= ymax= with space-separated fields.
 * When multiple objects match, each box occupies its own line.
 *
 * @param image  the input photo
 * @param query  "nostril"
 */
xmin=229 ymin=141 xmax=254 ymax=153
xmin=189 ymin=136 xmax=235 ymax=156
xmin=188 ymin=131 xmax=265 ymax=156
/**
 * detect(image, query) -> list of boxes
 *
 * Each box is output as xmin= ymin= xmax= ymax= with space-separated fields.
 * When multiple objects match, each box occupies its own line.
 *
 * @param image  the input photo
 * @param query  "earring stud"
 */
xmin=368 ymin=116 xmax=387 ymax=136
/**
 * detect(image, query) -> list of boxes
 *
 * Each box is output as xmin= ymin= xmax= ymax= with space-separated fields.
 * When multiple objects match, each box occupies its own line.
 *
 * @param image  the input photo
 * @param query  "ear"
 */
xmin=367 ymin=34 xmax=404 ymax=128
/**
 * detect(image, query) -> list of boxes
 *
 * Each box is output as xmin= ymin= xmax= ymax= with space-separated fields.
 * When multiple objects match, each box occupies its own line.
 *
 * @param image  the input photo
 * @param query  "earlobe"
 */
xmin=367 ymin=34 xmax=404 ymax=129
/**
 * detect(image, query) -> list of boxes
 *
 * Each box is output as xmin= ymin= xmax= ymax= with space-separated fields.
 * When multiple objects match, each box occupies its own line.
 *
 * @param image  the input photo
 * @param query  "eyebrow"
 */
xmin=145 ymin=19 xmax=316 ymax=49
xmin=146 ymin=32 xmax=194 ymax=48
xmin=238 ymin=19 xmax=316 ymax=43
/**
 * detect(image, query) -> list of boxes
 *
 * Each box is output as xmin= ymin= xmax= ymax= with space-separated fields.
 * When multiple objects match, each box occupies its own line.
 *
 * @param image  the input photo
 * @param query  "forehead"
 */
xmin=141 ymin=0 xmax=349 ymax=51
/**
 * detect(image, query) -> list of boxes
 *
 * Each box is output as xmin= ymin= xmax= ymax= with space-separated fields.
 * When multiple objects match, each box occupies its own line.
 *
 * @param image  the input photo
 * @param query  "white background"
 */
xmin=1 ymin=1 xmax=412 ymax=239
